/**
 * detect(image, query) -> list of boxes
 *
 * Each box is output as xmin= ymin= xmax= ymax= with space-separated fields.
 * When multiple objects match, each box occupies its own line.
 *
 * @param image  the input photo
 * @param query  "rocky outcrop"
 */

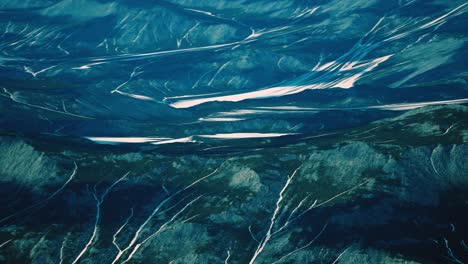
xmin=0 ymin=137 xmax=58 ymax=189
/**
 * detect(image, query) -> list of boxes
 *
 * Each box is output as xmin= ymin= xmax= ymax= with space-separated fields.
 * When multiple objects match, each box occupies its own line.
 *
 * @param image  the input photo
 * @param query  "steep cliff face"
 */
xmin=0 ymin=105 xmax=466 ymax=263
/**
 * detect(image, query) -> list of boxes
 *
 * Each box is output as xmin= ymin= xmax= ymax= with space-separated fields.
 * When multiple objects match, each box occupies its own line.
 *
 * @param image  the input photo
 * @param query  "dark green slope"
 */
xmin=0 ymin=104 xmax=467 ymax=264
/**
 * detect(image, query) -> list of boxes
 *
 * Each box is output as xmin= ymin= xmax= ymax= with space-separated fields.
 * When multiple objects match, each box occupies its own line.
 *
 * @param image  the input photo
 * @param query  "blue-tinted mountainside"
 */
xmin=0 ymin=0 xmax=467 ymax=143
xmin=0 ymin=1 xmax=467 ymax=263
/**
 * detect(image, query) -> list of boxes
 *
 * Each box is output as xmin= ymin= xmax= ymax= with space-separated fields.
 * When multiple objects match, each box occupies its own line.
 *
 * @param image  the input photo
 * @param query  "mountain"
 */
xmin=1 ymin=104 xmax=467 ymax=263
xmin=0 ymin=0 xmax=467 ymax=263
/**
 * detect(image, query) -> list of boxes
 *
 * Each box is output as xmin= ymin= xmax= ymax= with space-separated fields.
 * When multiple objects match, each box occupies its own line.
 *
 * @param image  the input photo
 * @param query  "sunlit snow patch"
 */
xmin=198 ymin=133 xmax=295 ymax=139
xmin=85 ymin=137 xmax=170 ymax=144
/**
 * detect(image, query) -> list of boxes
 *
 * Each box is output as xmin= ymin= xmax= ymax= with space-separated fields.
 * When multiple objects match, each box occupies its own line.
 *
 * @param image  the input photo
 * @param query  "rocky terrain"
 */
xmin=0 ymin=104 xmax=467 ymax=263
xmin=1 ymin=0 xmax=468 ymax=263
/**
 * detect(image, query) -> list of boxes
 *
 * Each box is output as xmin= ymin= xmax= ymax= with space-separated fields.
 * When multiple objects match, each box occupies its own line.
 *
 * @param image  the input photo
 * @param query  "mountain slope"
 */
xmin=0 ymin=104 xmax=467 ymax=263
